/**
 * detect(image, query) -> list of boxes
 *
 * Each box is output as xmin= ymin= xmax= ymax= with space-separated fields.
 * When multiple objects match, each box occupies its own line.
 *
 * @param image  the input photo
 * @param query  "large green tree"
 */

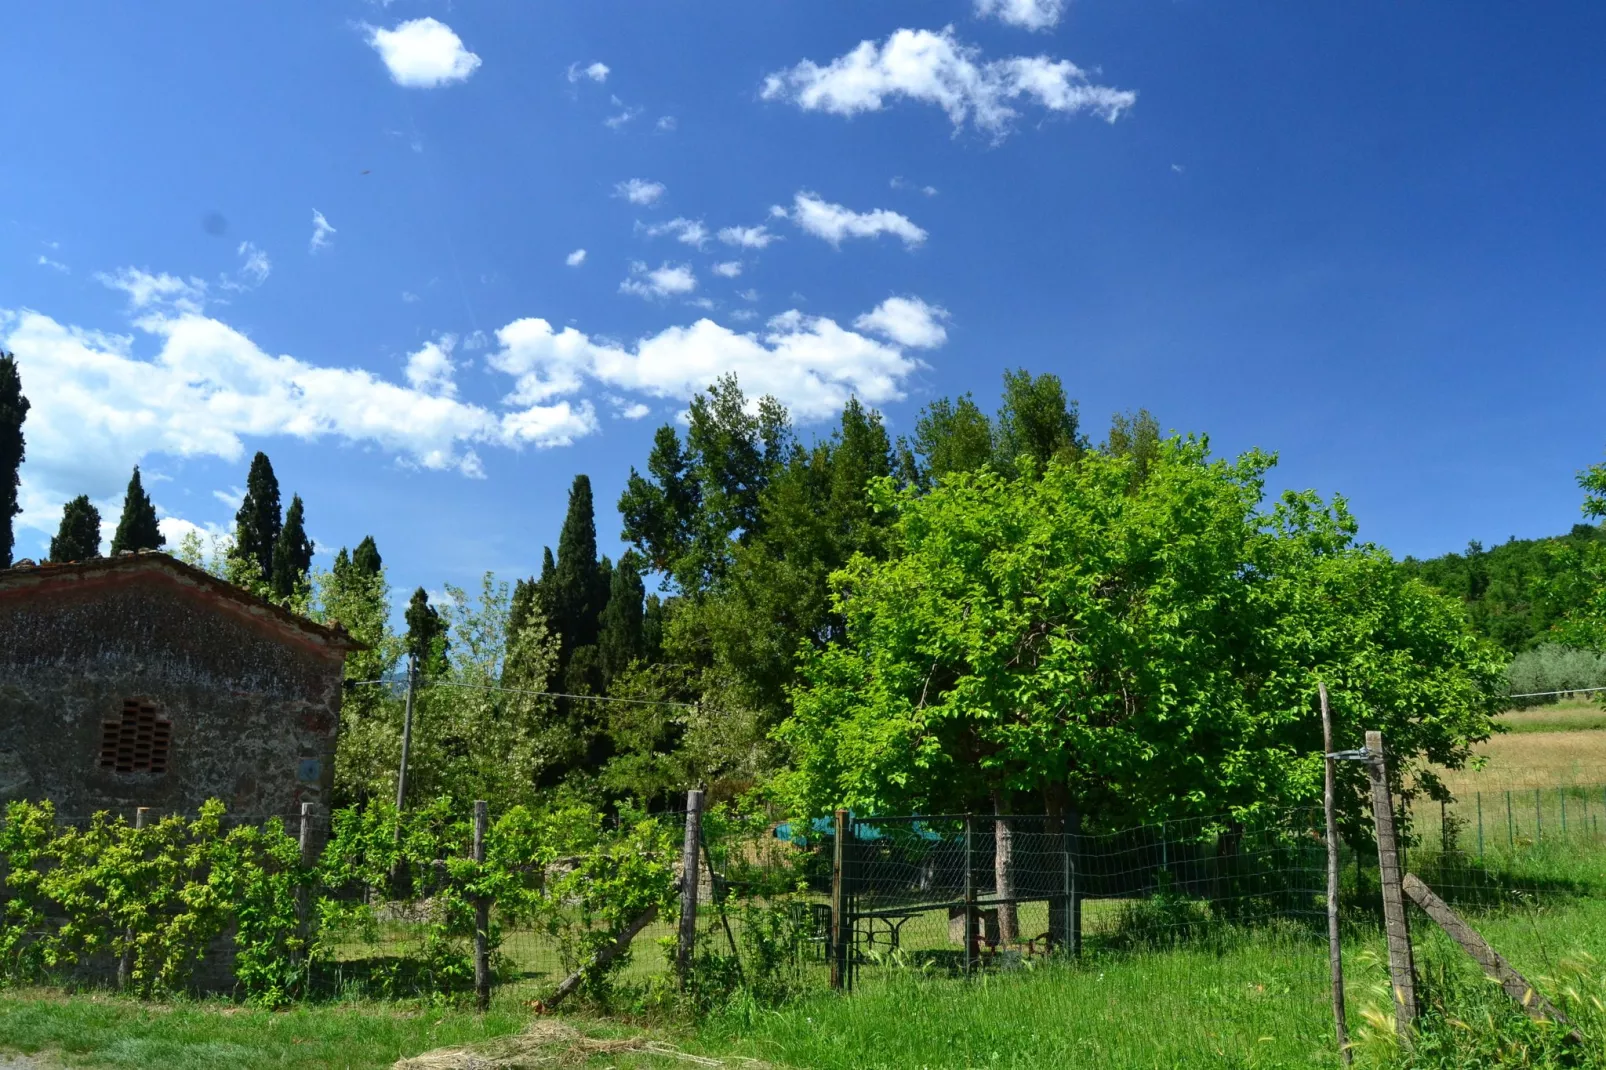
xmin=232 ymin=452 xmax=282 ymax=584
xmin=270 ymin=493 xmax=314 ymax=599
xmin=317 ymin=539 xmax=401 ymax=805
xmin=49 ymin=496 xmax=101 ymax=563
xmin=108 ymin=466 xmax=165 ymax=555
xmin=778 ymin=437 xmax=1503 ymax=836
xmin=0 ymin=352 xmax=28 ymax=568
xmin=352 ymin=535 xmax=383 ymax=577
xmin=598 ymin=551 xmax=647 ymax=683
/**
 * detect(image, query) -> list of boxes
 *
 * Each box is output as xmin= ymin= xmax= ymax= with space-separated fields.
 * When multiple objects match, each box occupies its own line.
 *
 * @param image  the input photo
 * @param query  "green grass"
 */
xmin=1497 ymin=697 xmax=1606 ymax=734
xmin=0 ymin=992 xmax=536 ymax=1070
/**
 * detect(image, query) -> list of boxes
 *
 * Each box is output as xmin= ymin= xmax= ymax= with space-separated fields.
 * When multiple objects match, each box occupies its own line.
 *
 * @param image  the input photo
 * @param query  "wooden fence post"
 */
xmin=472 ymin=800 xmax=489 ymax=1011
xmin=298 ymin=803 xmax=315 ymax=956
xmin=963 ymin=813 xmax=976 ymax=974
xmin=117 ymin=807 xmax=150 ymax=991
xmin=676 ymin=789 xmax=704 ymax=987
xmin=1320 ymin=684 xmax=1352 ymax=1064
xmin=1365 ymin=730 xmax=1417 ymax=1037
xmin=830 ymin=808 xmax=849 ymax=990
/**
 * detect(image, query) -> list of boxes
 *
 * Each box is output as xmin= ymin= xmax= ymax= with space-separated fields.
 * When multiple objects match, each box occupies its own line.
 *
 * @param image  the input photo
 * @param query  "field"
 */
xmin=1435 ymin=696 xmax=1606 ymax=794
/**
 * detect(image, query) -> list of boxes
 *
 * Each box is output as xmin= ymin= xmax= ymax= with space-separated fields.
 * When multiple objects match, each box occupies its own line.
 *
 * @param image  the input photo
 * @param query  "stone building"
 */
xmin=0 ymin=551 xmax=356 ymax=822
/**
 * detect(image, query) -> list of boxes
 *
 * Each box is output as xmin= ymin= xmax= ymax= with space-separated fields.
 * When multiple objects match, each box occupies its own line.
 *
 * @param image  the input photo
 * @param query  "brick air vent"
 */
xmin=99 ymin=700 xmax=172 ymax=775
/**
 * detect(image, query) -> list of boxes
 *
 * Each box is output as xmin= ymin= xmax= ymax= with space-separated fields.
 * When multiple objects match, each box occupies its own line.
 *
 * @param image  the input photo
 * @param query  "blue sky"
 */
xmin=4 ymin=1 xmax=1605 ymax=598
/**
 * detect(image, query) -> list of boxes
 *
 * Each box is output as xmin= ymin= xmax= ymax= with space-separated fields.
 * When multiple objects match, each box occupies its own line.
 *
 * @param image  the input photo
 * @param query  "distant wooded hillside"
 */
xmin=1399 ymin=524 xmax=1606 ymax=653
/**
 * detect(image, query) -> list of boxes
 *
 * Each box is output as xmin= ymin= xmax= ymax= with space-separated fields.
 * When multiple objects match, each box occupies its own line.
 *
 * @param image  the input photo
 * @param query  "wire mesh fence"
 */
xmin=4 ymin=783 xmax=1604 ymax=1046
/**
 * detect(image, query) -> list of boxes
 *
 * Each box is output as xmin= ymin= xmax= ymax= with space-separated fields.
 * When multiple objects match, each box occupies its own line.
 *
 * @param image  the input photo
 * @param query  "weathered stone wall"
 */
xmin=0 ymin=564 xmax=344 ymax=822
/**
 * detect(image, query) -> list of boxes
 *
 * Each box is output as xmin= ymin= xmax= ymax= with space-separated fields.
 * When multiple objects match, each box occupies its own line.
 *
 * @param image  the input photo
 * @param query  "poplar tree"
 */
xmin=0 ymin=352 xmax=28 ymax=568
xmin=233 ymin=451 xmax=282 ymax=583
xmin=270 ymin=493 xmax=314 ymax=599
xmin=49 ymin=496 xmax=101 ymax=562
xmin=109 ymin=466 xmax=165 ymax=555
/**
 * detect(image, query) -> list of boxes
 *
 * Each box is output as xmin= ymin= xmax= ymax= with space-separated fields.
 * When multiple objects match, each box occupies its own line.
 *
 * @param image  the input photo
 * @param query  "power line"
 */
xmin=1506 ymin=685 xmax=1606 ymax=699
xmin=348 ymin=678 xmax=697 ymax=709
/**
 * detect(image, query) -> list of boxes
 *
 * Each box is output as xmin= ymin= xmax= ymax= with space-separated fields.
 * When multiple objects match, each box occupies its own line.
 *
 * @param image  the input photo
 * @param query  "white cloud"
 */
xmin=604 ymin=103 xmax=643 ymax=129
xmin=565 ymin=248 xmax=588 ymax=267
xmin=711 ymin=261 xmax=743 ymax=278
xmin=717 ymin=224 xmax=776 ymax=250
xmin=567 ymin=60 xmax=610 ymax=83
xmin=366 ymin=17 xmax=482 ymax=88
xmin=212 ymin=486 xmax=246 ymax=510
xmin=615 ymin=178 xmax=666 ymax=206
xmin=738 ymin=289 xmax=760 ymax=302
xmin=761 ymin=26 xmax=1134 ymax=139
xmin=0 ymin=300 xmax=598 ymax=538
xmin=462 ymin=329 xmax=489 ymax=351
xmin=96 ymin=267 xmax=208 ymax=315
xmin=619 ymin=261 xmax=697 ymax=300
xmin=854 ymin=296 xmax=949 ymax=348
xmin=36 ymin=255 xmax=69 ymax=274
xmin=656 ymin=116 xmax=677 ymax=132
xmin=310 ymin=210 xmax=337 ymax=253
xmin=486 ymin=303 xmax=930 ymax=423
xmin=729 ymin=308 xmax=758 ymax=322
xmin=402 ymin=290 xmax=421 ymax=303
xmin=640 ymin=217 xmax=709 ymax=248
xmin=218 ymin=241 xmax=271 ymax=293
xmin=774 ymin=192 xmax=927 ymax=249
xmin=405 ymin=335 xmax=458 ymax=396
xmin=975 ymin=0 xmax=1065 ymax=30
xmin=605 ymin=395 xmax=652 ymax=420
xmin=890 ymin=176 xmax=939 ymax=196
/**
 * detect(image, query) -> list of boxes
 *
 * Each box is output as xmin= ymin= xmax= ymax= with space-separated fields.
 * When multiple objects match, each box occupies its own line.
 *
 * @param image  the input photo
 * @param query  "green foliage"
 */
xmin=108 ymin=465 xmax=164 ymax=555
xmin=1505 ymin=644 xmax=1606 ymax=707
xmin=598 ymin=552 xmax=647 ymax=684
xmin=992 ymin=367 xmax=1082 ymax=473
xmin=1400 ymin=526 xmax=1606 ymax=654
xmin=48 ymin=494 xmax=101 ymax=563
xmin=271 ymin=493 xmax=314 ymax=600
xmin=232 ymin=451 xmax=283 ymax=584
xmin=405 ymin=586 xmax=447 ymax=676
xmin=315 ymin=544 xmax=402 ymax=807
xmin=779 ymin=437 xmax=1503 ymax=833
xmin=0 ymin=350 xmax=27 ymax=568
xmin=897 ymin=392 xmax=993 ymax=490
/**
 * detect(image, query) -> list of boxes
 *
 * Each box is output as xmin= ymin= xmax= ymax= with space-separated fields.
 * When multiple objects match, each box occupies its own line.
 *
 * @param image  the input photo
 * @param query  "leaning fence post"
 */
xmin=1365 ymin=730 xmax=1417 ymax=1037
xmin=1320 ymin=684 xmax=1352 ymax=1064
xmin=472 ymin=800 xmax=490 ymax=1011
xmin=830 ymin=808 xmax=849 ymax=990
xmin=676 ymin=789 xmax=704 ymax=987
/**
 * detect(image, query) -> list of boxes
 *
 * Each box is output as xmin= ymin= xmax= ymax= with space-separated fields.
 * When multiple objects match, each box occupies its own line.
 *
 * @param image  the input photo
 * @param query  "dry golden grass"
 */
xmin=1437 ymin=726 xmax=1606 ymax=794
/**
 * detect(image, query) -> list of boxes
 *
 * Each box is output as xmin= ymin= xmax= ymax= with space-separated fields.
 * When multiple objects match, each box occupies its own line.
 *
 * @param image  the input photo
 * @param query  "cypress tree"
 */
xmin=352 ymin=535 xmax=382 ymax=577
xmin=552 ymin=475 xmax=608 ymax=658
xmin=49 ymin=496 xmax=101 ymax=562
xmin=405 ymin=586 xmax=446 ymax=675
xmin=0 ymin=353 xmax=27 ymax=567
xmin=109 ymin=465 xmax=165 ymax=555
xmin=270 ymin=494 xmax=314 ymax=599
xmin=598 ymin=553 xmax=647 ymax=685
xmin=233 ymin=451 xmax=282 ymax=583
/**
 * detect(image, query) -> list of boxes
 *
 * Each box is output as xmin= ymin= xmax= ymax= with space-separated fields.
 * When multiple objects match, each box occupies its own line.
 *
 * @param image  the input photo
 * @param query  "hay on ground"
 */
xmin=393 ymin=1019 xmax=773 ymax=1069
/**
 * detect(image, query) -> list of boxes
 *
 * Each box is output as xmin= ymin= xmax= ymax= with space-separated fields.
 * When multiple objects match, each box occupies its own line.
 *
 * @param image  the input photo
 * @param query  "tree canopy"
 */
xmin=777 ymin=437 xmax=1503 ymax=829
xmin=109 ymin=465 xmax=164 ymax=556
xmin=233 ymin=451 xmax=282 ymax=584
xmin=49 ymin=496 xmax=101 ymax=563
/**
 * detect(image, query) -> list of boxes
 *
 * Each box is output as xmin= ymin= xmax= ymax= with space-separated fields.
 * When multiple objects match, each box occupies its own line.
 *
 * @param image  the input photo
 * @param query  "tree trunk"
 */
xmin=994 ymin=790 xmax=1018 ymax=944
xmin=1043 ymin=782 xmax=1079 ymax=954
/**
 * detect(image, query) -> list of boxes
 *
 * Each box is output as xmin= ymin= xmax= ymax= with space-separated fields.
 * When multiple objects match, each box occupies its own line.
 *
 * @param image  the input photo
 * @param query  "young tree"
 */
xmin=317 ymin=540 xmax=401 ymax=805
xmin=1104 ymin=409 xmax=1162 ymax=491
xmin=109 ymin=465 xmax=165 ymax=555
xmin=898 ymin=393 xmax=993 ymax=489
xmin=49 ymin=496 xmax=102 ymax=562
xmin=232 ymin=452 xmax=282 ymax=583
xmin=0 ymin=352 xmax=28 ymax=568
xmin=270 ymin=493 xmax=314 ymax=599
